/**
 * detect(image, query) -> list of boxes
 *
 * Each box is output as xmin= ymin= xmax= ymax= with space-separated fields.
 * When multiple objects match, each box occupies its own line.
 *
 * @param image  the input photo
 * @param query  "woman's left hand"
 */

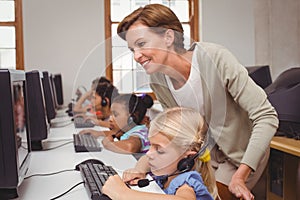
xmin=228 ymin=164 xmax=255 ymax=200
xmin=229 ymin=177 xmax=254 ymax=200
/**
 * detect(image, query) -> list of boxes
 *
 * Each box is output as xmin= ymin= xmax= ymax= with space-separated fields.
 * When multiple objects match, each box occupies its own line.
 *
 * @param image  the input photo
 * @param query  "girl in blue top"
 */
xmin=102 ymin=107 xmax=219 ymax=199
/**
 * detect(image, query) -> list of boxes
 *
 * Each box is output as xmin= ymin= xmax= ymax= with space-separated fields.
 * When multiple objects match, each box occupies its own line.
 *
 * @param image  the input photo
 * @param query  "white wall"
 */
xmin=23 ymin=0 xmax=106 ymax=104
xmin=254 ymin=0 xmax=300 ymax=79
xmin=23 ymin=0 xmax=300 ymax=104
xmin=200 ymin=0 xmax=255 ymax=66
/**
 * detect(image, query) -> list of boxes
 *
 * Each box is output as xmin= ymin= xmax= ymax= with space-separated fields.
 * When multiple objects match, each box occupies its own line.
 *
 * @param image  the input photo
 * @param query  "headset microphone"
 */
xmin=137 ymin=178 xmax=155 ymax=187
xmin=137 ymin=172 xmax=184 ymax=188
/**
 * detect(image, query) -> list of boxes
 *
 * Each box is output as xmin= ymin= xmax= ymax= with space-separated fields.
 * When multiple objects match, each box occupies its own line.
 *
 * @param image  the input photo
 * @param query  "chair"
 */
xmin=216 ymin=182 xmax=240 ymax=200
xmin=265 ymin=67 xmax=300 ymax=94
xmin=246 ymin=65 xmax=272 ymax=89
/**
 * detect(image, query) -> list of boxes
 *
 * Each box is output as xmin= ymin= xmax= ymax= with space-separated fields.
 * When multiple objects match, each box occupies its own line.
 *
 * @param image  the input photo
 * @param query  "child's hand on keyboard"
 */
xmin=78 ymin=129 xmax=102 ymax=137
xmin=102 ymin=174 xmax=130 ymax=199
xmin=79 ymin=129 xmax=92 ymax=135
xmin=122 ymin=168 xmax=146 ymax=186
xmin=84 ymin=116 xmax=97 ymax=124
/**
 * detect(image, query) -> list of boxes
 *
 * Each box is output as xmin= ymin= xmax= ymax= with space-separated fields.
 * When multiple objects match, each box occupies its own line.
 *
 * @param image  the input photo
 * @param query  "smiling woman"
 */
xmin=105 ymin=0 xmax=198 ymax=94
xmin=116 ymin=3 xmax=278 ymax=200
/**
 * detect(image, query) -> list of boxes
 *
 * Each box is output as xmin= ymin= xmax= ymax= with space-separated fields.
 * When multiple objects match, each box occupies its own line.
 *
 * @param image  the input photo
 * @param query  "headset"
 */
xmin=137 ymin=139 xmax=210 ymax=188
xmin=177 ymin=141 xmax=209 ymax=172
xmin=101 ymin=84 xmax=109 ymax=107
xmin=127 ymin=95 xmax=139 ymax=125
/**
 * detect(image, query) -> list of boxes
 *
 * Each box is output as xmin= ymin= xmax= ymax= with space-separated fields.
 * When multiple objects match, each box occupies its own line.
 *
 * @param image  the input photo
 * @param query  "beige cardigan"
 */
xmin=150 ymin=42 xmax=278 ymax=171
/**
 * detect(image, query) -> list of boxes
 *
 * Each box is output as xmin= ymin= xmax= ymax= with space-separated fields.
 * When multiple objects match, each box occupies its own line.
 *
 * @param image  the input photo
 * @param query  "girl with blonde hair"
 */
xmin=103 ymin=107 xmax=218 ymax=200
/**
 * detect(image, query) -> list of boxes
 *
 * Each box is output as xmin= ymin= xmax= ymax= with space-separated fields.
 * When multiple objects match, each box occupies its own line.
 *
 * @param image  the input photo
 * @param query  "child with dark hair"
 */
xmin=83 ymin=82 xmax=119 ymax=128
xmin=73 ymin=76 xmax=111 ymax=113
xmin=80 ymin=93 xmax=153 ymax=154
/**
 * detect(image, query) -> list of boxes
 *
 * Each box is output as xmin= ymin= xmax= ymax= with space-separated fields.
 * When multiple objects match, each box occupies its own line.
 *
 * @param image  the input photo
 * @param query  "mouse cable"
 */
xmin=24 ymin=169 xmax=77 ymax=180
xmin=42 ymin=140 xmax=73 ymax=151
xmin=51 ymin=121 xmax=73 ymax=128
xmin=50 ymin=181 xmax=84 ymax=200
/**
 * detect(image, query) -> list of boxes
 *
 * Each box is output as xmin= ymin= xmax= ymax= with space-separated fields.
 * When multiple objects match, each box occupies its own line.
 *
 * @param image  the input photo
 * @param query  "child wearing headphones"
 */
xmin=76 ymin=82 xmax=119 ymax=128
xmin=81 ymin=93 xmax=154 ymax=154
xmin=73 ymin=76 xmax=110 ymax=113
xmin=102 ymin=107 xmax=218 ymax=200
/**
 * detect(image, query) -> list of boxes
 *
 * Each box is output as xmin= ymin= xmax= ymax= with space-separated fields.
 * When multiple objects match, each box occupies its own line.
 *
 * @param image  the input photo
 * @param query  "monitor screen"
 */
xmin=0 ymin=69 xmax=31 ymax=199
xmin=13 ymin=81 xmax=31 ymax=174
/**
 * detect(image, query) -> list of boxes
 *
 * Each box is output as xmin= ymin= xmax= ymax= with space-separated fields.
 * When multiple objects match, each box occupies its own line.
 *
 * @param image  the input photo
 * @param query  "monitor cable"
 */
xmin=24 ymin=169 xmax=77 ymax=180
xmin=42 ymin=140 xmax=73 ymax=151
xmin=50 ymin=181 xmax=84 ymax=200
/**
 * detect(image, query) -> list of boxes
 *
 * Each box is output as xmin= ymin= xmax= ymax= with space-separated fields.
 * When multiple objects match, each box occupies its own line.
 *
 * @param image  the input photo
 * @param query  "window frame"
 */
xmin=104 ymin=0 xmax=199 ymax=93
xmin=0 ymin=0 xmax=24 ymax=70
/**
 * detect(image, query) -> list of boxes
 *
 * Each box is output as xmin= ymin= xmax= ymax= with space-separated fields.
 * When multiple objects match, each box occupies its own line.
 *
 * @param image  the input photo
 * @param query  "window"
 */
xmin=105 ymin=0 xmax=199 ymax=94
xmin=0 ymin=0 xmax=24 ymax=70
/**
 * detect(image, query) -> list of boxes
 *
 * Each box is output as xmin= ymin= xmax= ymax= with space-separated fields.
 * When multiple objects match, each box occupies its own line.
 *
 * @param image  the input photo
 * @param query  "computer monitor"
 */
xmin=53 ymin=74 xmax=64 ymax=106
xmin=0 ymin=69 xmax=31 ymax=199
xmin=246 ymin=65 xmax=272 ymax=89
xmin=26 ymin=70 xmax=50 ymax=150
xmin=41 ymin=71 xmax=56 ymax=122
xmin=49 ymin=74 xmax=59 ymax=109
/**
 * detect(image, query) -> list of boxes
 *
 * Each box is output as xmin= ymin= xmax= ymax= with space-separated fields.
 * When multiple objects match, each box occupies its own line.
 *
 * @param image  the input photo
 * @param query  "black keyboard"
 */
xmin=73 ymin=134 xmax=102 ymax=152
xmin=74 ymin=117 xmax=95 ymax=128
xmin=78 ymin=162 xmax=117 ymax=200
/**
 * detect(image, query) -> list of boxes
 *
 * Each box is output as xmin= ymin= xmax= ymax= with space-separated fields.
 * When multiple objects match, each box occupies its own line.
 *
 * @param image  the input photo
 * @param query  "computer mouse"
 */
xmin=75 ymin=159 xmax=104 ymax=171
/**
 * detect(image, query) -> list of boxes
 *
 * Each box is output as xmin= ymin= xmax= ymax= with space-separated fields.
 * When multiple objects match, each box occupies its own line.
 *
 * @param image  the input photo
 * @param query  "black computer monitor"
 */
xmin=53 ymin=74 xmax=64 ymax=106
xmin=26 ymin=70 xmax=50 ymax=150
xmin=49 ymin=74 xmax=59 ymax=109
xmin=41 ymin=71 xmax=56 ymax=122
xmin=0 ymin=69 xmax=31 ymax=199
xmin=246 ymin=65 xmax=272 ymax=89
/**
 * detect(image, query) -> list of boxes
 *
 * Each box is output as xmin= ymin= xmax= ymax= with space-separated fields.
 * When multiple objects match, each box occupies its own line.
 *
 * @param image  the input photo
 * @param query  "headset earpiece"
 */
xmin=177 ymin=156 xmax=195 ymax=172
xmin=127 ymin=95 xmax=139 ymax=126
xmin=101 ymin=97 xmax=107 ymax=107
xmin=101 ymin=84 xmax=110 ymax=107
xmin=177 ymin=142 xmax=209 ymax=172
xmin=127 ymin=116 xmax=134 ymax=125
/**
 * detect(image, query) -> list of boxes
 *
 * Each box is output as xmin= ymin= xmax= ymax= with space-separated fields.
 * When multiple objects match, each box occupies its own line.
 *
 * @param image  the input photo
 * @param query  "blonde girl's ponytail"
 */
xmin=195 ymin=123 xmax=219 ymax=199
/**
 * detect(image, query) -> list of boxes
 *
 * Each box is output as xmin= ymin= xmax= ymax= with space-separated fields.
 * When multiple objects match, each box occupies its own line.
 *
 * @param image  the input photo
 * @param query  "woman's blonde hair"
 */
xmin=149 ymin=107 xmax=218 ymax=199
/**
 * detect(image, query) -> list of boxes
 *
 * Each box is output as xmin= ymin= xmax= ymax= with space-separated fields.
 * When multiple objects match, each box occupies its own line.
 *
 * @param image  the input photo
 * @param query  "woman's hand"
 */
xmin=102 ymin=175 xmax=129 ymax=199
xmin=228 ymin=164 xmax=255 ymax=200
xmin=122 ymin=168 xmax=146 ymax=185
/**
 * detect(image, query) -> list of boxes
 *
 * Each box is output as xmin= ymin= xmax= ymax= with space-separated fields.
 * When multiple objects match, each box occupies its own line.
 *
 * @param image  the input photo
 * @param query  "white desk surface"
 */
xmin=17 ymin=116 xmax=163 ymax=200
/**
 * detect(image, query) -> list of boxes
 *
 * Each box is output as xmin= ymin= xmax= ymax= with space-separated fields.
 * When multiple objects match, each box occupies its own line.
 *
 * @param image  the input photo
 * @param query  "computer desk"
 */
xmin=267 ymin=136 xmax=300 ymax=200
xmin=16 ymin=121 xmax=164 ymax=200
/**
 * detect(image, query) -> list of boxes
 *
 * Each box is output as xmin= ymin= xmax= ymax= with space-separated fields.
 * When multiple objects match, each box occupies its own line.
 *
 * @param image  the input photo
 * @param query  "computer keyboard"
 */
xmin=78 ymin=162 xmax=117 ymax=200
xmin=73 ymin=134 xmax=102 ymax=152
xmin=74 ymin=117 xmax=95 ymax=128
